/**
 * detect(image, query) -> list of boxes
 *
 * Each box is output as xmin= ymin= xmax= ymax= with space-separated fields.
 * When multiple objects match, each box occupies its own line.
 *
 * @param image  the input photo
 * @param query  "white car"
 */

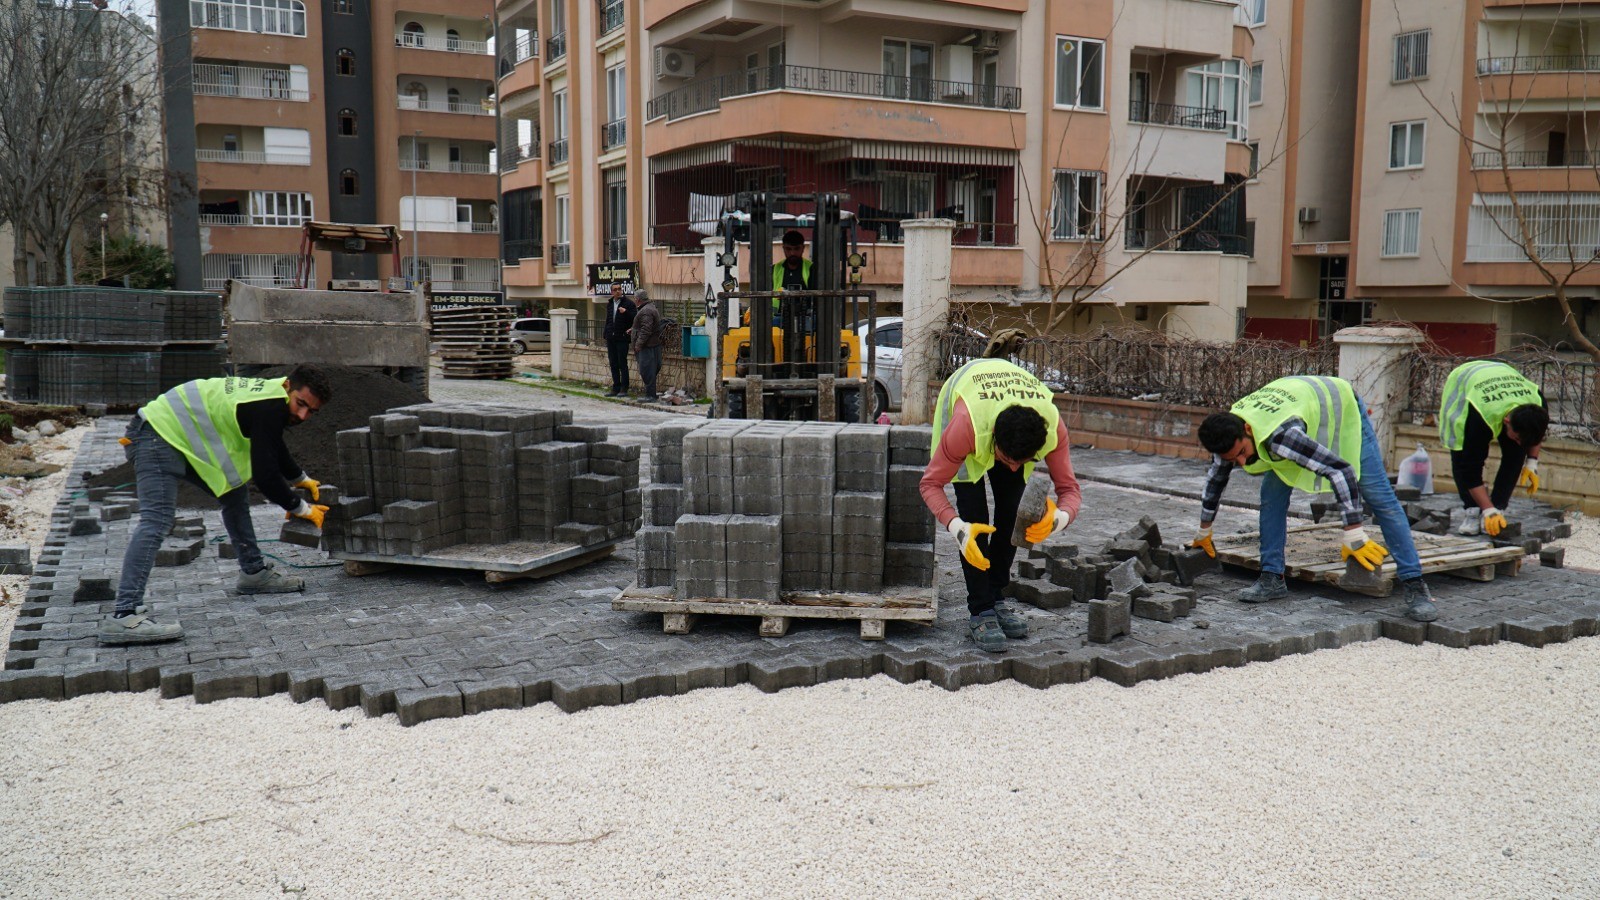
xmin=853 ymin=317 xmax=988 ymax=412
xmin=509 ymin=317 xmax=550 ymax=355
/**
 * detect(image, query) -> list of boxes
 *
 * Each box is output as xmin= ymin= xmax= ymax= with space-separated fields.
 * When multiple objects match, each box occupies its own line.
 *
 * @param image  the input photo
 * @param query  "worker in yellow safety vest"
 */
xmin=1190 ymin=375 xmax=1438 ymax=622
xmin=98 ymin=366 xmax=333 ymax=647
xmin=1437 ymin=360 xmax=1547 ymax=538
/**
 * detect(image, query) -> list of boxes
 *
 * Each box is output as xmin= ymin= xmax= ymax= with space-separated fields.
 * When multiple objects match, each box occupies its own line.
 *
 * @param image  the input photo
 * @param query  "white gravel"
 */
xmin=0 ymin=423 xmax=89 ymax=641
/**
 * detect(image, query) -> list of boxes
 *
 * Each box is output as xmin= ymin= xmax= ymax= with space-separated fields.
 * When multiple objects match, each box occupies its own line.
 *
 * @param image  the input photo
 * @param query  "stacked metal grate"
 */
xmin=37 ymin=351 xmax=160 ymax=406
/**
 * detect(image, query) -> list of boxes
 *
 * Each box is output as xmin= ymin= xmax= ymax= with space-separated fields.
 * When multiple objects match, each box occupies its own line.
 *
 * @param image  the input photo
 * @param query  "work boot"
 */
xmin=969 ymin=612 xmax=1007 ymax=653
xmin=236 ymin=563 xmax=304 ymax=595
xmin=1237 ymin=572 xmax=1289 ymax=603
xmin=1401 ymin=577 xmax=1439 ymax=622
xmin=1456 ymin=511 xmax=1481 ymax=536
xmin=992 ymin=601 xmax=1029 ymax=639
xmin=97 ymin=614 xmax=183 ymax=646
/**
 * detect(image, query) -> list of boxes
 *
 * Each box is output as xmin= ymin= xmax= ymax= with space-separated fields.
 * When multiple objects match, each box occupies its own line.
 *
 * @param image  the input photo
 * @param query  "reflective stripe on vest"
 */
xmin=931 ymin=358 xmax=1060 ymax=482
xmin=1232 ymin=375 xmax=1362 ymax=493
xmin=165 ymin=381 xmax=246 ymax=490
xmin=1438 ymin=361 xmax=1540 ymax=450
xmin=141 ymin=377 xmax=283 ymax=497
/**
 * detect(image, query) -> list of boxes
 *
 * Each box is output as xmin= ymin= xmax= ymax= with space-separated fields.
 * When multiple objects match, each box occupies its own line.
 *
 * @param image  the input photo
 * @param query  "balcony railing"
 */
xmin=602 ymin=118 xmax=626 ymax=149
xmin=469 ymin=222 xmax=499 ymax=233
xmin=1472 ymin=150 xmax=1600 ymax=169
xmin=498 ymin=31 xmax=538 ymax=75
xmin=199 ymin=212 xmax=310 ymax=227
xmin=551 ymin=242 xmax=571 ymax=266
xmin=548 ymin=138 xmax=569 ymax=165
xmin=503 ymin=238 xmax=542 ymax=264
xmin=547 ymin=31 xmax=567 ymax=62
xmin=599 ymin=0 xmax=623 ymax=35
xmin=195 ymin=149 xmax=311 ymax=166
xmin=646 ymin=64 xmax=1021 ymax=121
xmin=1128 ymin=99 xmax=1226 ymax=131
xmin=501 ymin=142 xmax=540 ymax=170
xmin=1477 ymin=54 xmax=1600 ymax=75
xmin=604 ymin=236 xmax=627 ymax=261
xmin=395 ymin=31 xmax=490 ymax=54
xmin=397 ymin=96 xmax=493 ymax=116
xmin=197 ymin=213 xmax=250 ymax=226
xmin=192 ymin=64 xmax=308 ymax=101
xmin=399 ymin=159 xmax=495 ymax=174
xmin=1125 ymin=227 xmax=1249 ymax=255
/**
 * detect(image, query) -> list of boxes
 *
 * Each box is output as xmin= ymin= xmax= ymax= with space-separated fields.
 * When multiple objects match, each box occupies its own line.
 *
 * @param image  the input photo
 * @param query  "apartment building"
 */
xmin=497 ymin=0 xmax=1260 ymax=341
xmin=158 ymin=0 xmax=499 ymax=293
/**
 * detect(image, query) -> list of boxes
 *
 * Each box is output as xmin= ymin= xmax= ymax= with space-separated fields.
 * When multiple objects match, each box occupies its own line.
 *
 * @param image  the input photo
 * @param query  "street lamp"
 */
xmin=98 ymin=212 xmax=108 ymax=281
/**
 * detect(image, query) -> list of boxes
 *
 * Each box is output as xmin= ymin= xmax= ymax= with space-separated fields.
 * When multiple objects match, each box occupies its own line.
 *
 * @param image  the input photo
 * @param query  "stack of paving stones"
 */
xmin=321 ymin=402 xmax=641 ymax=557
xmin=638 ymin=421 xmax=934 ymax=599
xmin=1 ymin=287 xmax=224 ymax=407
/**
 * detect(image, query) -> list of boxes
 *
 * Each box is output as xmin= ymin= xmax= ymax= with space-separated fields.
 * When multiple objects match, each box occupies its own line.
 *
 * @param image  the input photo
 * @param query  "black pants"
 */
xmin=1451 ymin=433 xmax=1525 ymax=512
xmin=606 ymin=339 xmax=630 ymax=393
xmin=952 ymin=463 xmax=1026 ymax=615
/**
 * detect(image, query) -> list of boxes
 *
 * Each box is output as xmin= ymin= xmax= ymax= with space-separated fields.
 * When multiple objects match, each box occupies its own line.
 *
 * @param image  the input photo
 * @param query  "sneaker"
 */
xmin=992 ymin=601 xmax=1029 ymax=639
xmin=969 ymin=612 xmax=1007 ymax=653
xmin=1401 ymin=577 xmax=1439 ymax=622
xmin=1456 ymin=512 xmax=1481 ymax=536
xmin=97 ymin=614 xmax=183 ymax=646
xmin=236 ymin=563 xmax=305 ymax=595
xmin=1238 ymin=572 xmax=1289 ymax=603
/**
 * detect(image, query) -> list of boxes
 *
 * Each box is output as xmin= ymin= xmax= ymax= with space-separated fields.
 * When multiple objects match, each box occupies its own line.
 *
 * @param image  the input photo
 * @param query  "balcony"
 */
xmin=602 ymin=118 xmax=626 ymax=150
xmin=548 ymin=138 xmax=569 ymax=165
xmin=498 ymin=31 xmax=538 ymax=76
xmin=1472 ymin=150 xmax=1600 ymax=168
xmin=195 ymin=149 xmax=311 ymax=165
xmin=198 ymin=213 xmax=251 ymax=226
xmin=604 ymin=236 xmax=627 ymax=261
xmin=551 ymin=242 xmax=571 ymax=266
xmin=1125 ymin=227 xmax=1249 ymax=255
xmin=503 ymin=238 xmax=543 ymax=264
xmin=600 ymin=0 xmax=623 ymax=36
xmin=397 ymin=96 xmax=493 ymax=116
xmin=1477 ymin=55 xmax=1600 ymax=75
xmin=395 ymin=31 xmax=490 ymax=55
xmin=547 ymin=31 xmax=567 ymax=63
xmin=193 ymin=64 xmax=308 ymax=101
xmin=501 ymin=142 xmax=540 ymax=170
xmin=1129 ymin=100 xmax=1226 ymax=131
xmin=400 ymin=159 xmax=496 ymax=174
xmin=646 ymin=64 xmax=1020 ymax=122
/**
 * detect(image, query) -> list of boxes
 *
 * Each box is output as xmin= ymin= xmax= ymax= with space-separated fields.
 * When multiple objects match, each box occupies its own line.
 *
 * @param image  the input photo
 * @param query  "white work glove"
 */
xmin=947 ymin=517 xmax=996 ymax=571
xmin=1339 ymin=525 xmax=1389 ymax=571
xmin=1480 ymin=507 xmax=1508 ymax=538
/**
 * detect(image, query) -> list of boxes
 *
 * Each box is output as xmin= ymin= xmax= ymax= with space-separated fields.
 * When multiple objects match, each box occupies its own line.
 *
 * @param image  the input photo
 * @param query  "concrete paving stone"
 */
xmin=925 ymin=656 xmax=1009 ymax=692
xmin=69 ymin=517 xmax=102 ymax=536
xmin=192 ymin=670 xmax=260 ymax=704
xmin=395 ymin=685 xmax=465 ymax=726
xmin=288 ymin=669 xmax=325 ymax=704
xmin=618 ymin=671 xmax=678 ymax=704
xmin=1088 ymin=593 xmax=1132 ymax=644
xmin=126 ymin=659 xmax=163 ymax=693
xmin=1427 ymin=619 xmax=1500 ymax=649
xmin=1539 ymin=546 xmax=1565 ymax=568
xmin=1379 ymin=616 xmax=1429 ymax=645
xmin=1503 ymin=617 xmax=1575 ymax=648
xmin=1132 ymin=595 xmax=1180 ymax=623
xmin=72 ymin=577 xmax=114 ymax=602
xmin=1172 ymin=548 xmax=1219 ymax=586
xmin=0 ymin=668 xmax=66 ymax=702
xmin=747 ymin=658 xmax=818 ymax=692
xmin=158 ymin=663 xmax=212 ymax=699
xmin=551 ymin=673 xmax=623 ymax=713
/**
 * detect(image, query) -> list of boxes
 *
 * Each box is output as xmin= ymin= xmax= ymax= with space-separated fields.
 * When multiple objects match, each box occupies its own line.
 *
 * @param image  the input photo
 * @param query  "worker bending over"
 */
xmin=99 ymin=366 xmax=333 ymax=646
xmin=1190 ymin=375 xmax=1438 ymax=622
xmin=921 ymin=359 xmax=1081 ymax=652
xmin=1437 ymin=360 xmax=1547 ymax=537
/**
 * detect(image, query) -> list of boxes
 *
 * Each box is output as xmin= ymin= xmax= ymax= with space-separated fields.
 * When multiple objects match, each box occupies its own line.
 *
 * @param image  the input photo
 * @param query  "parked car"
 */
xmin=852 ymin=317 xmax=988 ymax=413
xmin=509 ymin=317 xmax=550 ymax=355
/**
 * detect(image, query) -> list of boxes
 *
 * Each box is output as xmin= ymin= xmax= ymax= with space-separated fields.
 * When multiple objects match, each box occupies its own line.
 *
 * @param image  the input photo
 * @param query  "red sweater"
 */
xmin=919 ymin=398 xmax=1082 ymax=527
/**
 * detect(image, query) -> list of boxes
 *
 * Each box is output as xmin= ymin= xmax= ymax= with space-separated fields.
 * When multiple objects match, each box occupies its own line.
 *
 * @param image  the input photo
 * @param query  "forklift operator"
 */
xmin=770 ymin=229 xmax=813 ymax=325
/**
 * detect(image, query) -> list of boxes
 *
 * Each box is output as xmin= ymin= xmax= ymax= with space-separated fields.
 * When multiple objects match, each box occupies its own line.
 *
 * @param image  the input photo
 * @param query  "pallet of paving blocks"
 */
xmin=321 ymin=402 xmax=642 ymax=583
xmin=432 ymin=305 xmax=516 ymax=380
xmin=613 ymin=420 xmax=938 ymax=640
xmin=1211 ymin=521 xmax=1525 ymax=597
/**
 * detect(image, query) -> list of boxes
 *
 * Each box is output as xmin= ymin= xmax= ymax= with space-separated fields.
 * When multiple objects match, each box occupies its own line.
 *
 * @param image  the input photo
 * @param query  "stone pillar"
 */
xmin=899 ymin=218 xmax=955 ymax=425
xmin=549 ymin=308 xmax=577 ymax=379
xmin=702 ymin=236 xmax=731 ymax=400
xmin=1333 ymin=325 xmax=1424 ymax=462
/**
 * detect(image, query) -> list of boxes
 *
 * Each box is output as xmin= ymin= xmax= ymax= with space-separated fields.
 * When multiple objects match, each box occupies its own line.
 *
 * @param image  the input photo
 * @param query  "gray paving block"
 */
xmin=1088 ymin=593 xmax=1132 ymax=643
xmin=551 ymin=673 xmax=622 ymax=712
xmin=279 ymin=519 xmax=322 ymax=549
xmin=396 ymin=685 xmax=465 ymax=726
xmin=1540 ymin=546 xmax=1565 ymax=568
xmin=1172 ymin=548 xmax=1218 ymax=586
xmin=72 ymin=577 xmax=114 ymax=603
xmin=0 ymin=668 xmax=66 ymax=702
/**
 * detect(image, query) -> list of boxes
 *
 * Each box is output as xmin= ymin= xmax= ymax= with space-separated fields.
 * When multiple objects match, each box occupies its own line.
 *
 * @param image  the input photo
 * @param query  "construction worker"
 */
xmin=1437 ymin=360 xmax=1547 ymax=536
xmin=1189 ymin=375 xmax=1438 ymax=622
xmin=921 ymin=358 xmax=1081 ymax=652
xmin=98 ymin=366 xmax=334 ymax=646
xmin=770 ymin=229 xmax=812 ymax=325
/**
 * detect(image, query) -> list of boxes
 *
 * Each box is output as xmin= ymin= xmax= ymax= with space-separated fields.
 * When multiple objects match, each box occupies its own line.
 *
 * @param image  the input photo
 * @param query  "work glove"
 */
xmin=1518 ymin=459 xmax=1540 ymax=496
xmin=1339 ymin=526 xmax=1390 ymax=572
xmin=293 ymin=473 xmax=321 ymax=502
xmin=287 ymin=501 xmax=329 ymax=530
xmin=1023 ymin=500 xmax=1072 ymax=544
xmin=1189 ymin=525 xmax=1216 ymax=559
xmin=947 ymin=517 xmax=996 ymax=572
xmin=1481 ymin=507 xmax=1508 ymax=538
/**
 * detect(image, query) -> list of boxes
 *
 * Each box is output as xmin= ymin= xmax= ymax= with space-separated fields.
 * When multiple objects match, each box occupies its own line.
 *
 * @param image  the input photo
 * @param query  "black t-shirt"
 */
xmin=234 ymin=397 xmax=303 ymax=510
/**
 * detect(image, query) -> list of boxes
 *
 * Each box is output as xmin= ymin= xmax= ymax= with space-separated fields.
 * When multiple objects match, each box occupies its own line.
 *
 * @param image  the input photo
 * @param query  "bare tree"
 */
xmin=0 ymin=1 xmax=163 ymax=286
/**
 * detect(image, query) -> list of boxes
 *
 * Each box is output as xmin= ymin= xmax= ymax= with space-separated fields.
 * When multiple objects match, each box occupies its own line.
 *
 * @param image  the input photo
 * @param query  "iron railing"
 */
xmin=548 ymin=138 xmax=569 ymax=165
xmin=197 ymin=213 xmax=250 ymax=226
xmin=646 ymin=63 xmax=1021 ymax=121
xmin=602 ymin=118 xmax=626 ymax=149
xmin=502 ymin=239 xmax=542 ymax=264
xmin=1128 ymin=99 xmax=1226 ymax=131
xmin=1477 ymin=54 xmax=1600 ymax=75
xmin=599 ymin=0 xmax=623 ymax=35
xmin=551 ymin=242 xmax=571 ymax=266
xmin=399 ymin=159 xmax=495 ymax=174
xmin=1125 ymin=227 xmax=1251 ymax=255
xmin=1471 ymin=150 xmax=1600 ymax=169
xmin=546 ymin=31 xmax=567 ymax=62
xmin=192 ymin=64 xmax=308 ymax=101
xmin=395 ymin=31 xmax=490 ymax=54
xmin=194 ymin=149 xmax=311 ymax=165
xmin=500 ymin=142 xmax=539 ymax=170
xmin=1406 ymin=352 xmax=1600 ymax=443
xmin=397 ymin=97 xmax=493 ymax=116
xmin=604 ymin=236 xmax=628 ymax=261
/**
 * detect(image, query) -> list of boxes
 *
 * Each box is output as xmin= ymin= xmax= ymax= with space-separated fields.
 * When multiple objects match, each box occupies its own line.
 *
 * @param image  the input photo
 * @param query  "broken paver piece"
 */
xmin=1010 ymin=475 xmax=1053 ymax=548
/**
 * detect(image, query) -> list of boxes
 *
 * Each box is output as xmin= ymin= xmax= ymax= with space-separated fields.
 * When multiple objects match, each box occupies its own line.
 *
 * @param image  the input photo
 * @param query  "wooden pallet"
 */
xmin=613 ymin=582 xmax=938 ymax=640
xmin=331 ymin=539 xmax=618 ymax=584
xmin=433 ymin=306 xmax=516 ymax=380
xmin=1211 ymin=522 xmax=1525 ymax=597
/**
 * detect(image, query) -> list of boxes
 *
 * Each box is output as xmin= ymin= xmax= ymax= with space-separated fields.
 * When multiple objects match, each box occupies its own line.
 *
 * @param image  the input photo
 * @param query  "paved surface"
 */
xmin=5 ymin=377 xmax=1599 ymax=723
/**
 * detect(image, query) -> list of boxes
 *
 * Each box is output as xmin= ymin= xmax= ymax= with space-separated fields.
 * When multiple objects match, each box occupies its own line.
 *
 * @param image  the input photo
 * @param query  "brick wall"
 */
xmin=563 ymin=341 xmax=707 ymax=396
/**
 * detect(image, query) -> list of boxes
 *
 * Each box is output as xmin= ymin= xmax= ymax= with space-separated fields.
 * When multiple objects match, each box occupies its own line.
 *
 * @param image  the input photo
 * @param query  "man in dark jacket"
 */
xmin=630 ymin=290 xmax=666 ymax=401
xmin=602 ymin=283 xmax=637 ymax=397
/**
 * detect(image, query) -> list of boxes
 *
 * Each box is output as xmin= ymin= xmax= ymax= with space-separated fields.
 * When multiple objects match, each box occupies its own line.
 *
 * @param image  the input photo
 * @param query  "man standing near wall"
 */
xmin=1437 ymin=360 xmax=1548 ymax=537
xmin=630 ymin=289 xmax=665 ymax=402
xmin=602 ymin=282 xmax=637 ymax=397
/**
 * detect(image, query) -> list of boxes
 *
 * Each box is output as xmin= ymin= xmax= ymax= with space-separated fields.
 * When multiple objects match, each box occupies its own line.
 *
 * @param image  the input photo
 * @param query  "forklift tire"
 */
xmin=836 ymin=384 xmax=889 ymax=423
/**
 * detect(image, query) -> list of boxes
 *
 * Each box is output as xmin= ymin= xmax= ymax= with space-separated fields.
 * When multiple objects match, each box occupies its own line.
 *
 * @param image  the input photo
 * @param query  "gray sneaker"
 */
xmin=969 ymin=612 xmax=1007 ymax=653
xmin=236 ymin=563 xmax=304 ymax=595
xmin=1402 ymin=577 xmax=1439 ymax=622
xmin=1238 ymin=572 xmax=1289 ymax=603
xmin=98 ymin=614 xmax=183 ymax=646
xmin=992 ymin=601 xmax=1029 ymax=639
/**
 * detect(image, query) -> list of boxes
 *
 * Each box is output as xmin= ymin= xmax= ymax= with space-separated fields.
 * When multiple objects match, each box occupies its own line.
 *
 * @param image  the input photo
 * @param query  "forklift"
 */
xmin=712 ymin=192 xmax=879 ymax=422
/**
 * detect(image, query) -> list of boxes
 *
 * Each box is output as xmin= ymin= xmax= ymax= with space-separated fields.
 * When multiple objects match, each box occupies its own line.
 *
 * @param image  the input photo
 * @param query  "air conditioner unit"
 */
xmin=848 ymin=159 xmax=879 ymax=182
xmin=979 ymin=30 xmax=1001 ymax=53
xmin=654 ymin=46 xmax=695 ymax=80
xmin=1297 ymin=206 xmax=1320 ymax=224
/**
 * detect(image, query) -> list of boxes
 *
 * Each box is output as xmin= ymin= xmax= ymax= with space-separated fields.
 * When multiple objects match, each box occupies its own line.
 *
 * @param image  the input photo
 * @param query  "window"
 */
xmin=1186 ymin=59 xmax=1248 ymax=140
xmin=1382 ymin=209 xmax=1421 ymax=257
xmin=1241 ymin=0 xmax=1265 ymax=27
xmin=401 ymin=22 xmax=425 ymax=48
xmin=606 ymin=63 xmax=626 ymax=123
xmin=1393 ymin=30 xmax=1430 ymax=82
xmin=338 ymin=108 xmax=357 ymax=136
xmin=332 ymin=0 xmax=351 ymax=12
xmin=883 ymin=171 xmax=935 ymax=218
xmin=249 ymin=191 xmax=312 ymax=226
xmin=1249 ymin=61 xmax=1264 ymax=105
xmin=337 ymin=49 xmax=355 ymax=76
xmin=876 ymin=323 xmax=903 ymax=349
xmin=1247 ymin=140 xmax=1260 ymax=178
xmin=1389 ymin=120 xmax=1425 ymax=169
xmin=261 ymin=70 xmax=289 ymax=99
xmin=340 ymin=169 xmax=358 ymax=195
xmin=189 ymin=0 xmax=307 ymax=36
xmin=1244 ymin=220 xmax=1257 ymax=258
xmin=883 ymin=39 xmax=935 ymax=102
xmin=552 ymin=89 xmax=568 ymax=140
xmin=1050 ymin=169 xmax=1101 ymax=240
xmin=1468 ymin=192 xmax=1600 ymax=262
xmin=604 ymin=167 xmax=627 ymax=260
xmin=1055 ymin=36 xmax=1104 ymax=110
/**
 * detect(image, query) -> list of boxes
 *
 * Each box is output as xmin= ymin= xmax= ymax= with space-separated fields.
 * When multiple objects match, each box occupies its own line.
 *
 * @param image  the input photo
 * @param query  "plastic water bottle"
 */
xmin=1398 ymin=442 xmax=1433 ymax=494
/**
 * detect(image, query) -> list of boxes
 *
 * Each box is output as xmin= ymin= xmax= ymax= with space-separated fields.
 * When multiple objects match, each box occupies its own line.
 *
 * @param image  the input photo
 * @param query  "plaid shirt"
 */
xmin=1201 ymin=418 xmax=1362 ymax=526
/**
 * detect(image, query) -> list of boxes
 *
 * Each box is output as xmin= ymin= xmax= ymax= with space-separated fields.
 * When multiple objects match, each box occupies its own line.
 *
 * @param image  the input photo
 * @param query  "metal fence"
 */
xmin=1405 ymin=352 xmax=1600 ymax=443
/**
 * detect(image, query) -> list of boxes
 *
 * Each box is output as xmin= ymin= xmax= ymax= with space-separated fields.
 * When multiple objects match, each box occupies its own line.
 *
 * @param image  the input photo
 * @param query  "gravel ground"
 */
xmin=0 ymin=424 xmax=89 ymax=642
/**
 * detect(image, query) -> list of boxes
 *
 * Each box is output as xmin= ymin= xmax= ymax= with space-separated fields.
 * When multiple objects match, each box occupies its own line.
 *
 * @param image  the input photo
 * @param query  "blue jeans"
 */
xmin=1257 ymin=400 xmax=1422 ymax=581
xmin=114 ymin=418 xmax=266 ymax=614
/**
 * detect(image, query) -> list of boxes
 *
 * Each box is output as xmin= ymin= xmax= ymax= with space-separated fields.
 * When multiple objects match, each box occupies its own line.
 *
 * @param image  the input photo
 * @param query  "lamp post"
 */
xmin=411 ymin=130 xmax=421 ymax=286
xmin=99 ymin=212 xmax=108 ymax=281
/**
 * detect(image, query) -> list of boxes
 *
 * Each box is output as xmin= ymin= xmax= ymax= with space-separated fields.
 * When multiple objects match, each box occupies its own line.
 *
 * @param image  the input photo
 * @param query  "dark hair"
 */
xmin=287 ymin=364 xmax=334 ymax=404
xmin=1199 ymin=412 xmax=1248 ymax=455
xmin=993 ymin=406 xmax=1048 ymax=461
xmin=1508 ymin=403 xmax=1548 ymax=448
xmin=782 ymin=229 xmax=805 ymax=247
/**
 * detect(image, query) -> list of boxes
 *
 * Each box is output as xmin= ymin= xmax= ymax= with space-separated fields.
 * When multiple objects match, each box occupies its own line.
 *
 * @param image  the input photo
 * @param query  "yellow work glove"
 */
xmin=293 ymin=473 xmax=321 ymax=502
xmin=1023 ymin=500 xmax=1072 ymax=544
xmin=1481 ymin=507 xmax=1508 ymax=538
xmin=1190 ymin=525 xmax=1216 ymax=559
xmin=287 ymin=501 xmax=329 ymax=530
xmin=1339 ymin=526 xmax=1390 ymax=572
xmin=1518 ymin=459 xmax=1540 ymax=496
xmin=947 ymin=517 xmax=996 ymax=572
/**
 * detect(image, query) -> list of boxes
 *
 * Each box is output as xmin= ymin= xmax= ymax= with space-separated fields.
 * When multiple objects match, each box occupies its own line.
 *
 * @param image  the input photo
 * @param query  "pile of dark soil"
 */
xmin=85 ymin=366 xmax=428 ymax=508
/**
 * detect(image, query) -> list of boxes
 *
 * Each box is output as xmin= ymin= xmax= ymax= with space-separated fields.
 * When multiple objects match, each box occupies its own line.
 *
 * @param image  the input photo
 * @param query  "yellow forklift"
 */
xmin=712 ymin=192 xmax=879 ymax=422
